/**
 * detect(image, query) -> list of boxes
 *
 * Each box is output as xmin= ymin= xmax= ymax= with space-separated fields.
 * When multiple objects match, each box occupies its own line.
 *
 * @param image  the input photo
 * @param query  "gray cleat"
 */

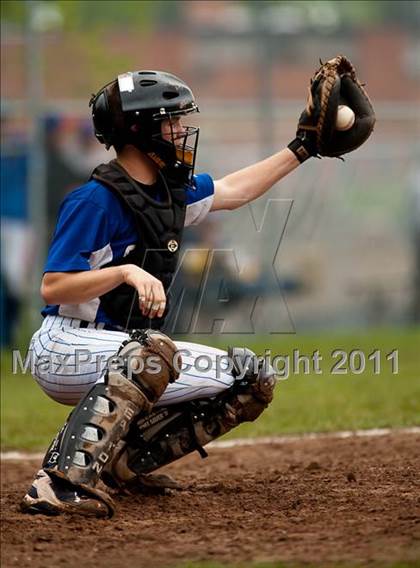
xmin=20 ymin=470 xmax=110 ymax=518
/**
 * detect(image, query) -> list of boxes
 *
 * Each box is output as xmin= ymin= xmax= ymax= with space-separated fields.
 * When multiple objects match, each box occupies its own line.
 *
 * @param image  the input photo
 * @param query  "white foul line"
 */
xmin=1 ymin=426 xmax=419 ymax=462
xmin=209 ymin=426 xmax=420 ymax=449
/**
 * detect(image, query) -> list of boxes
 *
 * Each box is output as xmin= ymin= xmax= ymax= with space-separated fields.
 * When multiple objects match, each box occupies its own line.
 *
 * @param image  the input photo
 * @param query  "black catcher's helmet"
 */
xmin=89 ymin=70 xmax=199 ymax=183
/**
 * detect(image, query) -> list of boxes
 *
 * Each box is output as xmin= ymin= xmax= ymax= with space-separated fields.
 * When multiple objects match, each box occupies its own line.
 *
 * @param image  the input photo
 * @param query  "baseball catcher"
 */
xmin=21 ymin=56 xmax=375 ymax=517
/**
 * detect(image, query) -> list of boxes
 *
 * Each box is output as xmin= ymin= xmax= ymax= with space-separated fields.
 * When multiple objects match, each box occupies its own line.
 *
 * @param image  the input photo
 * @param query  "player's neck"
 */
xmin=116 ymin=145 xmax=158 ymax=186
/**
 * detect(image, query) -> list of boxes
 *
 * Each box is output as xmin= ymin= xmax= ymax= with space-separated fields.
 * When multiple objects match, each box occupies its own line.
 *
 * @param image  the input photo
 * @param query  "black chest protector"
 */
xmin=91 ymin=160 xmax=186 ymax=330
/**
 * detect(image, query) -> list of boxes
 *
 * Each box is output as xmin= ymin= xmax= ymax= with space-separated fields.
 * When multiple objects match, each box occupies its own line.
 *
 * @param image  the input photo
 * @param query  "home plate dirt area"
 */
xmin=1 ymin=431 xmax=420 ymax=568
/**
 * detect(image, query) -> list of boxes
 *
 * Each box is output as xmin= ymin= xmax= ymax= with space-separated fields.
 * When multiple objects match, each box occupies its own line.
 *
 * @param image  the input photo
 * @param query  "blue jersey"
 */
xmin=42 ymin=173 xmax=214 ymax=325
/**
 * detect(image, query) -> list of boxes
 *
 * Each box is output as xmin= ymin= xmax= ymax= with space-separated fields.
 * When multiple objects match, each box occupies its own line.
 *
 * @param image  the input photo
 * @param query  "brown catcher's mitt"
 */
xmin=288 ymin=55 xmax=376 ymax=162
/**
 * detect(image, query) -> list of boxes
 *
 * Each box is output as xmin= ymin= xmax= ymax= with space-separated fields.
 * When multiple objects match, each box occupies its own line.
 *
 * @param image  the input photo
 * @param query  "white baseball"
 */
xmin=335 ymin=105 xmax=355 ymax=131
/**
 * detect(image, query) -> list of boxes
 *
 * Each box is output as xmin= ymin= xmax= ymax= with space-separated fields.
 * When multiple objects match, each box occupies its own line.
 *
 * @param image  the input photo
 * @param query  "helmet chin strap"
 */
xmin=128 ymin=121 xmax=176 ymax=166
xmin=132 ymin=137 xmax=190 ymax=185
xmin=146 ymin=151 xmax=166 ymax=170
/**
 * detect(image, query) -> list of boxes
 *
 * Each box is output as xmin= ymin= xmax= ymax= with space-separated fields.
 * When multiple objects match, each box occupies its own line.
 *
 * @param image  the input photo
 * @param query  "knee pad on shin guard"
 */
xmin=42 ymin=330 xmax=179 ymax=506
xmin=225 ymin=346 xmax=276 ymax=422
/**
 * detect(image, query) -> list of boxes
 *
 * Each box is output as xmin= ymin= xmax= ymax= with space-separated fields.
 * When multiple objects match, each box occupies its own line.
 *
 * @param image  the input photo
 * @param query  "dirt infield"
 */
xmin=1 ymin=432 xmax=420 ymax=568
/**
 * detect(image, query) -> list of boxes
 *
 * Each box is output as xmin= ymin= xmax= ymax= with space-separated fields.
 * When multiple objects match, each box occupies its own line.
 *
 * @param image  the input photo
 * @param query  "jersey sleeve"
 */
xmin=184 ymin=173 xmax=214 ymax=227
xmin=44 ymin=197 xmax=112 ymax=273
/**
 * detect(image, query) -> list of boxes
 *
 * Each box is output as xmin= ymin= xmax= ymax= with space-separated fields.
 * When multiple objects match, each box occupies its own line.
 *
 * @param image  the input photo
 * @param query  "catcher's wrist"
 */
xmin=287 ymin=137 xmax=313 ymax=163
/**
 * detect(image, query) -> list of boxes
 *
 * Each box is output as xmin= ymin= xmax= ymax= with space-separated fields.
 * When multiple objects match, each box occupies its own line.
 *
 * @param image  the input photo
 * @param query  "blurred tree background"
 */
xmin=1 ymin=0 xmax=419 ymax=345
xmin=3 ymin=1 xmax=420 ymax=30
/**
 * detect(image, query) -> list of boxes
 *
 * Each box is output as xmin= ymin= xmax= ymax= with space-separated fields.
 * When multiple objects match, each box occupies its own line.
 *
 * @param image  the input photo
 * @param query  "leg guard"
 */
xmin=103 ymin=346 xmax=276 ymax=492
xmin=42 ymin=329 xmax=180 ymax=514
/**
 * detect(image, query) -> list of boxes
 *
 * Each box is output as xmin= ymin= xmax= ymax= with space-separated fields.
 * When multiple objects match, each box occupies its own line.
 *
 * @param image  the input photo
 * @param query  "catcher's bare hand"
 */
xmin=122 ymin=264 xmax=166 ymax=319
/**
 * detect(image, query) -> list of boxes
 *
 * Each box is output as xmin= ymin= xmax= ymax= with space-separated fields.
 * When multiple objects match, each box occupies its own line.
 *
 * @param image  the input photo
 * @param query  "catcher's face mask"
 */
xmin=151 ymin=111 xmax=199 ymax=183
xmin=128 ymin=112 xmax=199 ymax=184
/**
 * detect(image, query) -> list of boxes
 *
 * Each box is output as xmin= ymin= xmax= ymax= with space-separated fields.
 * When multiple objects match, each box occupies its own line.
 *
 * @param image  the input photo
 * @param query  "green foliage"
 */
xmin=1 ymin=0 xmax=25 ymax=23
xmin=1 ymin=0 xmax=175 ymax=90
xmin=55 ymin=0 xmax=159 ymax=32
xmin=1 ymin=328 xmax=419 ymax=451
xmin=1 ymin=0 xmax=167 ymax=32
xmin=3 ymin=1 xmax=418 ymax=32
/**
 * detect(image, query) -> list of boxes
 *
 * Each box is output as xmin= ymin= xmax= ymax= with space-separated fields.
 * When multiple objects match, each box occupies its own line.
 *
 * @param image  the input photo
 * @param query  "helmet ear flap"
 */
xmin=91 ymin=90 xmax=114 ymax=149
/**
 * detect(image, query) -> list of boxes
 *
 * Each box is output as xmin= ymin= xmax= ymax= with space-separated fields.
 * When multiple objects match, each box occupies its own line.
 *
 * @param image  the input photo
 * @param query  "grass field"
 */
xmin=1 ymin=326 xmax=419 ymax=451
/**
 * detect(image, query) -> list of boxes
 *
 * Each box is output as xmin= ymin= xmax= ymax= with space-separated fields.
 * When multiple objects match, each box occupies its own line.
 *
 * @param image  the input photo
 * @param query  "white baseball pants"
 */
xmin=29 ymin=315 xmax=235 ymax=407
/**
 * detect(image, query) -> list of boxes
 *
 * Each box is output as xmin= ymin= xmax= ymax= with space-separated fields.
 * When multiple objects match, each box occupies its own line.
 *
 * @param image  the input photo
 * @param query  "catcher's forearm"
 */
xmin=211 ymin=148 xmax=299 ymax=211
xmin=40 ymin=266 xmax=128 ymax=305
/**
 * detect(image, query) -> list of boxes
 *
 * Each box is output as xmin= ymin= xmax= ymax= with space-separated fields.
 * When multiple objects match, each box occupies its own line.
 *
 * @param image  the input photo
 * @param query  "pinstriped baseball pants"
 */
xmin=29 ymin=315 xmax=235 ymax=407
